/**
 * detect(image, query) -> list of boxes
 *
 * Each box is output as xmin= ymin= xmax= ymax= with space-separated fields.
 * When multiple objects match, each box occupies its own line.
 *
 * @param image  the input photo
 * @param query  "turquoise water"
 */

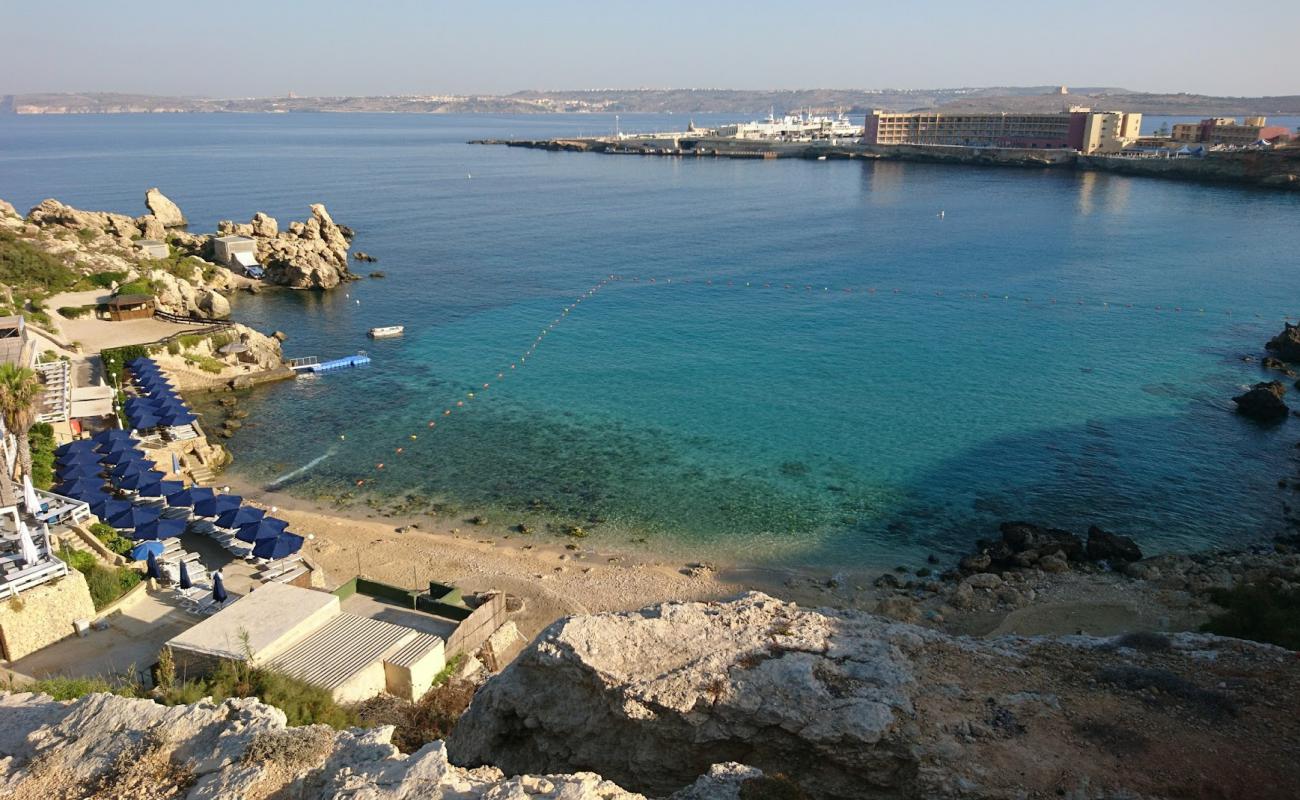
xmin=3 ymin=113 xmax=1299 ymax=567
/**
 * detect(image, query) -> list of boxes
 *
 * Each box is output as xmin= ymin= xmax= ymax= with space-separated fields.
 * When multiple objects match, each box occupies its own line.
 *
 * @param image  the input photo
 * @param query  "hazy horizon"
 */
xmin=5 ymin=1 xmax=1297 ymax=98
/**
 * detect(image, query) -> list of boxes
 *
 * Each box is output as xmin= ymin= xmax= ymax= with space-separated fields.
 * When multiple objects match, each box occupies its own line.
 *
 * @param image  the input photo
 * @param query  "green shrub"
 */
xmin=84 ymin=564 xmax=142 ymax=610
xmin=114 ymin=280 xmax=155 ymax=297
xmin=26 ymin=676 xmax=116 ymax=700
xmin=192 ymin=659 xmax=356 ymax=729
xmin=58 ymin=305 xmax=92 ymax=319
xmin=88 ymin=523 xmax=134 ymax=557
xmin=28 ymin=422 xmax=55 ymax=490
xmin=76 ymin=227 xmax=98 ymax=243
xmin=86 ymin=270 xmax=128 ymax=288
xmin=1203 ymin=582 xmax=1300 ymax=650
xmin=60 ymin=546 xmax=96 ymax=573
xmin=100 ymin=344 xmax=152 ymax=387
xmin=0 ymin=229 xmax=79 ymax=292
xmin=190 ymin=355 xmax=225 ymax=374
xmin=166 ymin=340 xmax=181 ymax=355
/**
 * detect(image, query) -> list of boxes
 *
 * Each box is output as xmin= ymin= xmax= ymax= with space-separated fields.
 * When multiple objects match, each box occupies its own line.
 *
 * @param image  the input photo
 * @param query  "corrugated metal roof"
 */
xmin=385 ymin=633 xmax=441 ymax=668
xmin=269 ymin=613 xmax=413 ymax=690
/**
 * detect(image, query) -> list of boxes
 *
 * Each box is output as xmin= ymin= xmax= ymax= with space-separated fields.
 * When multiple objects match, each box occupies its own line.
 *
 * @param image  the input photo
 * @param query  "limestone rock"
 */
xmin=1233 ymin=380 xmax=1289 ymax=422
xmin=0 ymin=198 xmax=16 ymax=218
xmin=1266 ymin=323 xmax=1300 ymax=364
xmin=453 ymin=592 xmax=1300 ymax=799
xmin=0 ymin=692 xmax=649 ymax=799
xmin=136 ymin=214 xmax=167 ymax=241
xmin=251 ymin=211 xmax=278 ymax=238
xmin=198 ymin=289 xmax=231 ymax=319
xmin=145 ymin=187 xmax=186 ymax=227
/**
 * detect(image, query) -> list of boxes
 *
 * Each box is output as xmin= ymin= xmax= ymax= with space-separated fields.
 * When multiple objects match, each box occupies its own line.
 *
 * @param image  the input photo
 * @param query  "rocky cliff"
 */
xmin=216 ymin=204 xmax=355 ymax=289
xmin=0 ymin=692 xmax=649 ymax=800
xmin=450 ymin=592 xmax=1300 ymax=799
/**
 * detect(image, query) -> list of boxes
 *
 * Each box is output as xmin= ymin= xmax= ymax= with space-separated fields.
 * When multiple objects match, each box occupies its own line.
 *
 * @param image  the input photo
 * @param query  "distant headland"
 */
xmin=5 ymin=86 xmax=1300 ymax=116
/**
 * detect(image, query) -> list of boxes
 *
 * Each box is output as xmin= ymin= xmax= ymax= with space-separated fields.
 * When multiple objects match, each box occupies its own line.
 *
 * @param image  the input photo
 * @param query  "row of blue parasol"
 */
xmin=123 ymin=357 xmax=198 ymax=430
xmin=53 ymin=434 xmax=304 ymax=563
xmin=141 ymin=550 xmax=227 ymax=602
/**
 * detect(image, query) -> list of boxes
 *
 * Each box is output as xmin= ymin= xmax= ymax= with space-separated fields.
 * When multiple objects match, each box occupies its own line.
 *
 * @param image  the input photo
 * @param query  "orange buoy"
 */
xmin=376 ymin=463 xmax=384 ymax=470
xmin=396 ymin=448 xmax=403 ymax=454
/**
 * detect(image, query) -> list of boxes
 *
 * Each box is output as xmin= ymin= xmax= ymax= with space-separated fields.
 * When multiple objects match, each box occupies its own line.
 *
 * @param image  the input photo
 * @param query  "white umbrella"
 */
xmin=22 ymin=474 xmax=42 ymax=515
xmin=17 ymin=521 xmax=40 ymax=565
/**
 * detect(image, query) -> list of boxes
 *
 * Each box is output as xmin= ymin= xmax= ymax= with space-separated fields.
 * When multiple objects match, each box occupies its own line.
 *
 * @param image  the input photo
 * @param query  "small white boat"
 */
xmin=368 ymin=325 xmax=405 ymax=338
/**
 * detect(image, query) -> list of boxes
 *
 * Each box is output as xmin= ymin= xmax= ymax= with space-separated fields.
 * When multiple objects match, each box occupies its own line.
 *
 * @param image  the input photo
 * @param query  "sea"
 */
xmin=2 ymin=112 xmax=1299 ymax=569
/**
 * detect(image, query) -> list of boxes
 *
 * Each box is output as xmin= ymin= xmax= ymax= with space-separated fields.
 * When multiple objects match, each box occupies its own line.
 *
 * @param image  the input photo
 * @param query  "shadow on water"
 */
xmin=788 ymin=397 xmax=1296 ymax=570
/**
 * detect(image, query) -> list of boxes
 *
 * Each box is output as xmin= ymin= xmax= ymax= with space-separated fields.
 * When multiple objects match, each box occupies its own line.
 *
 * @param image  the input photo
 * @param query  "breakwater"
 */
xmin=472 ymin=137 xmax=1300 ymax=190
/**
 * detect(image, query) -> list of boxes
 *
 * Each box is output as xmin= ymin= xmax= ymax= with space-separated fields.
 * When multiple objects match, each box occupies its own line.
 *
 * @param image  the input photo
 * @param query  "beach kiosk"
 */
xmin=104 ymin=294 xmax=155 ymax=322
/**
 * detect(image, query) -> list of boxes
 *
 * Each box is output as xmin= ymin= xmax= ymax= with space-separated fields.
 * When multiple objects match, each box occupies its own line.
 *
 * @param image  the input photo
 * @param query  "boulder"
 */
xmin=136 ymin=214 xmax=167 ymax=241
xmin=197 ymin=289 xmax=231 ymax=319
xmin=1233 ymin=381 xmax=1289 ymax=422
xmin=998 ymin=521 xmax=1085 ymax=561
xmin=251 ymin=211 xmax=278 ymax=238
xmin=0 ymin=198 xmax=16 ymax=218
xmin=0 ymin=692 xmax=650 ymax=799
xmin=1266 ymin=323 xmax=1300 ymax=364
xmin=1086 ymin=525 xmax=1143 ymax=563
xmin=144 ymin=187 xmax=186 ymax=227
xmin=450 ymin=592 xmax=1300 ymax=799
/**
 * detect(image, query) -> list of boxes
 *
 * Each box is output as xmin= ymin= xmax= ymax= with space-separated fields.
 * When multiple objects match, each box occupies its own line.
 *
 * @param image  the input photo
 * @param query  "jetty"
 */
xmin=288 ymin=353 xmax=371 ymax=373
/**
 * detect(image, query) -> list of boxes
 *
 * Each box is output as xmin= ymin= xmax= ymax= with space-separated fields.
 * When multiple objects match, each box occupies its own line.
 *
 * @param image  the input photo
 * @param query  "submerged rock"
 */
xmin=1086 ymin=525 xmax=1143 ymax=562
xmin=1234 ymin=380 xmax=1289 ymax=422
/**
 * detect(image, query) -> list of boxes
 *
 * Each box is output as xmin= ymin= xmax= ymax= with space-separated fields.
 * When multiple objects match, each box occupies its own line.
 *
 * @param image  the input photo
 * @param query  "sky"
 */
xmin=4 ymin=0 xmax=1297 ymax=98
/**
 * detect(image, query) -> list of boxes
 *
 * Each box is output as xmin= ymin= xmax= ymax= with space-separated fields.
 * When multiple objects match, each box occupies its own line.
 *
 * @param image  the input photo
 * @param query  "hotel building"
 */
xmin=863 ymin=108 xmax=1142 ymax=154
xmin=1171 ymin=117 xmax=1292 ymax=146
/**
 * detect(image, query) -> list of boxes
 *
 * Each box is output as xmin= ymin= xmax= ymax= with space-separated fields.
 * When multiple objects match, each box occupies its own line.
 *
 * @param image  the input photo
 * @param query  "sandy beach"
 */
xmin=222 ymin=475 xmax=846 ymax=640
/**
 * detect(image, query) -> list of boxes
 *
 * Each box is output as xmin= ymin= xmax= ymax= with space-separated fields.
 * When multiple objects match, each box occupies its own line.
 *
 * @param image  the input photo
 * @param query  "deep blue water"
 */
xmin=2 ymin=112 xmax=1298 ymax=568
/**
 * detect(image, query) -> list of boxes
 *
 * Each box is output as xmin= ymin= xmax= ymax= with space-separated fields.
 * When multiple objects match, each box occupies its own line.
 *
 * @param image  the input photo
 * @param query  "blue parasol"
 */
xmin=133 ymin=517 xmax=188 ymax=540
xmin=212 ymin=573 xmax=228 ymax=604
xmin=179 ymin=559 xmax=192 ymax=590
xmin=235 ymin=518 xmax=288 ymax=543
xmin=216 ymin=506 xmax=264 ymax=530
xmin=130 ymin=540 xmax=165 ymax=561
xmin=145 ymin=550 xmax=162 ymax=580
xmin=194 ymin=494 xmax=241 ymax=517
xmin=108 ymin=504 xmax=163 ymax=530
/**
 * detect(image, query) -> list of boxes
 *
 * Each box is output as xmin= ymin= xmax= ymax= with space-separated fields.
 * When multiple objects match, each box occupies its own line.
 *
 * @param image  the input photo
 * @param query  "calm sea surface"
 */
xmin=3 ymin=113 xmax=1299 ymax=568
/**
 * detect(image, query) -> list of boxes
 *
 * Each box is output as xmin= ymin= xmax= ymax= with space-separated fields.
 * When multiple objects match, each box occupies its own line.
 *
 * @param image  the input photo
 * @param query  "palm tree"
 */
xmin=0 ymin=363 xmax=44 ymax=480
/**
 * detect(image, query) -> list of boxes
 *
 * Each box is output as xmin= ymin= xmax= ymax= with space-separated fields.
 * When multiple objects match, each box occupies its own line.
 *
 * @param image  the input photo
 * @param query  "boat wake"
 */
xmin=266 ymin=448 xmax=335 ymax=490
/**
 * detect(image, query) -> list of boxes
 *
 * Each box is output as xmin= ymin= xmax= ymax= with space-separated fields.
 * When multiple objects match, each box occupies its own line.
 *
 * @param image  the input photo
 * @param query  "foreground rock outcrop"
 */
xmin=0 ymin=692 xmax=647 ymax=799
xmin=450 ymin=592 xmax=1300 ymax=799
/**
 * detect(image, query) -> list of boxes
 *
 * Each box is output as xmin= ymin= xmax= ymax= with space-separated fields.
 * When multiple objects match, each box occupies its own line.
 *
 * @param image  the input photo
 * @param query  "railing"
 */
xmin=0 ymin=559 xmax=70 ymax=599
xmin=288 ymin=356 xmax=320 ymax=370
xmin=153 ymin=309 xmax=234 ymax=328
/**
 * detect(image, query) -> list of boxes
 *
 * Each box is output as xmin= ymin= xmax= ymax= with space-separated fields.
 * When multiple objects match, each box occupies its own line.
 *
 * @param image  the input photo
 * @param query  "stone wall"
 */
xmin=0 ymin=570 xmax=96 ymax=661
xmin=446 ymin=593 xmax=507 ymax=658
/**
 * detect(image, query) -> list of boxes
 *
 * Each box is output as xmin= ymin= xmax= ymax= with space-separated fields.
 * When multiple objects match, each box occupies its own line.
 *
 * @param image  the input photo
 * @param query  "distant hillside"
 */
xmin=4 ymin=88 xmax=1297 ymax=117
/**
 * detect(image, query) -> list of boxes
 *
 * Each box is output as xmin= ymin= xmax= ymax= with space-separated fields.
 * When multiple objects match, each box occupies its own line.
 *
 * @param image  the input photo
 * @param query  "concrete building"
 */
xmin=0 ymin=317 xmax=34 ymax=368
xmin=166 ymin=583 xmax=446 ymax=702
xmin=211 ymin=236 xmax=262 ymax=276
xmin=136 ymin=240 xmax=169 ymax=260
xmin=863 ymin=108 xmax=1142 ymax=154
xmin=1171 ymin=117 xmax=1293 ymax=146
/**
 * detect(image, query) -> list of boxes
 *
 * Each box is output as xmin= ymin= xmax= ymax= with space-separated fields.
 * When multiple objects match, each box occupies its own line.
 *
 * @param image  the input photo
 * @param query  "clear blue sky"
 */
xmin=4 ymin=0 xmax=1296 ymax=97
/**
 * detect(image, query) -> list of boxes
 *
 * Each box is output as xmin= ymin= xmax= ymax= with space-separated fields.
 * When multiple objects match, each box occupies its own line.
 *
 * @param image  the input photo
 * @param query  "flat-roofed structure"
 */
xmin=136 ymin=239 xmax=169 ymax=259
xmin=166 ymin=582 xmax=446 ymax=702
xmin=864 ymin=108 xmax=1142 ymax=154
xmin=0 ymin=316 xmax=34 ymax=368
xmin=212 ymin=235 xmax=263 ymax=277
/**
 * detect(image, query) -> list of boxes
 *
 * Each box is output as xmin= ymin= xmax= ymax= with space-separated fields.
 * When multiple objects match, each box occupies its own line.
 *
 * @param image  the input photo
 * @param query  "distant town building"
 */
xmin=862 ymin=108 xmax=1142 ymax=154
xmin=1170 ymin=117 xmax=1292 ymax=146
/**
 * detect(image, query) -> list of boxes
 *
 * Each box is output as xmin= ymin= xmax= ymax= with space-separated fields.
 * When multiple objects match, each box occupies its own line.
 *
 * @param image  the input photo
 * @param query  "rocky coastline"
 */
xmin=473 ymin=138 xmax=1300 ymax=190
